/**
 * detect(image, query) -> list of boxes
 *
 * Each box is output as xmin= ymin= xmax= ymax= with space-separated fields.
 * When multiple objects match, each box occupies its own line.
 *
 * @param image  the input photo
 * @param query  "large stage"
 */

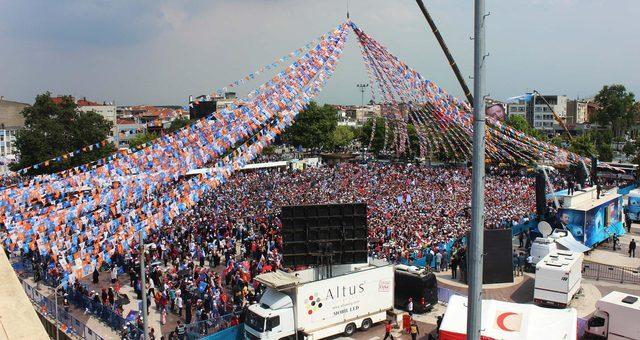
xmin=552 ymin=186 xmax=626 ymax=247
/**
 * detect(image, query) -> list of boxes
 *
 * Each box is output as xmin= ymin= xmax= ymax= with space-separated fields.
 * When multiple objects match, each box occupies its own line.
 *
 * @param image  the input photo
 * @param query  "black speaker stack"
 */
xmin=280 ymin=203 xmax=368 ymax=267
xmin=535 ymin=170 xmax=547 ymax=218
xmin=482 ymin=229 xmax=514 ymax=284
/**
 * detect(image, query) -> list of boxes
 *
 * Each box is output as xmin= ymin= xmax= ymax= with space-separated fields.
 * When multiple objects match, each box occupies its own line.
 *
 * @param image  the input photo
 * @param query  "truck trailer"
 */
xmin=534 ymin=250 xmax=583 ymax=308
xmin=244 ymin=261 xmax=394 ymax=340
xmin=585 ymin=291 xmax=640 ymax=340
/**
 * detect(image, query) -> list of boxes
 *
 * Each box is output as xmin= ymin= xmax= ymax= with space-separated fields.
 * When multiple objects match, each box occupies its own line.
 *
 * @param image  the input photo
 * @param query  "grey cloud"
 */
xmin=0 ymin=0 xmax=637 ymax=106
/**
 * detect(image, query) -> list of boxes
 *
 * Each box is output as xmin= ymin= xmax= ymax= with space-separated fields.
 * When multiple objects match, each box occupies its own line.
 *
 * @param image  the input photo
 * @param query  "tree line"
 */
xmin=10 ymin=84 xmax=640 ymax=176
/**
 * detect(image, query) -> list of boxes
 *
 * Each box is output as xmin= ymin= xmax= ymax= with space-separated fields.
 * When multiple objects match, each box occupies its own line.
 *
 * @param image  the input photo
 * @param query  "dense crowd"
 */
xmin=13 ymin=162 xmax=538 ymax=338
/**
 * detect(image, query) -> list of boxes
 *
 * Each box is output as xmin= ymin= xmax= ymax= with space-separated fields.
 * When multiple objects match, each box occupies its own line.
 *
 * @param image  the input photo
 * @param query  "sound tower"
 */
xmin=482 ymin=229 xmax=513 ymax=284
xmin=535 ymin=170 xmax=547 ymax=218
xmin=591 ymin=158 xmax=598 ymax=185
xmin=280 ymin=203 xmax=368 ymax=267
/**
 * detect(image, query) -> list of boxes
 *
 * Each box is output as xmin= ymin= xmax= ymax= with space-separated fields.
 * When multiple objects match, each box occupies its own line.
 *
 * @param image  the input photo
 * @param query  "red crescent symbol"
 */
xmin=496 ymin=312 xmax=518 ymax=332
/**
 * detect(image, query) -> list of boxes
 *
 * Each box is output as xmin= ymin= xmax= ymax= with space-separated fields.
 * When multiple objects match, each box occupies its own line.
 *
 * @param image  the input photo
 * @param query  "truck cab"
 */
xmin=245 ymin=289 xmax=295 ymax=340
xmin=585 ymin=310 xmax=609 ymax=339
xmin=585 ymin=291 xmax=640 ymax=340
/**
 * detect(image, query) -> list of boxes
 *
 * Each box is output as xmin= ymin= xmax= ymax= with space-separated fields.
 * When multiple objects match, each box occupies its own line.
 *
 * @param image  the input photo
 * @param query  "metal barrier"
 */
xmin=199 ymin=325 xmax=243 ymax=340
xmin=437 ymin=286 xmax=466 ymax=305
xmin=184 ymin=312 xmax=241 ymax=339
xmin=582 ymin=261 xmax=640 ymax=284
xmin=20 ymin=278 xmax=99 ymax=339
xmin=15 ymin=258 xmax=143 ymax=340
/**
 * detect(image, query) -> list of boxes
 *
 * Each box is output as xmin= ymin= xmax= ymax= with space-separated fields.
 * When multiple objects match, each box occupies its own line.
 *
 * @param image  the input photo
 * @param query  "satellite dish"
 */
xmin=538 ymin=221 xmax=553 ymax=237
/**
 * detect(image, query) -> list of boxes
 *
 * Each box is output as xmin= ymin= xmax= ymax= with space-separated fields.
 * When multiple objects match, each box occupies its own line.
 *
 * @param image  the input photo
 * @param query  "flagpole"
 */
xmin=468 ymin=0 xmax=487 ymax=339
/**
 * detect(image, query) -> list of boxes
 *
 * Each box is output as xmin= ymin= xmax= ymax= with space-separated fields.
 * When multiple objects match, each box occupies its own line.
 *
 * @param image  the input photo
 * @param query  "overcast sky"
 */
xmin=0 ymin=0 xmax=638 ymax=106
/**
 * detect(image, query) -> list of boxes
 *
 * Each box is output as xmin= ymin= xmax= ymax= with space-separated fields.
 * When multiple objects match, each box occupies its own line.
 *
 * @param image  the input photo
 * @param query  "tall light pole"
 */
xmin=356 ymin=83 xmax=369 ymax=106
xmin=468 ymin=0 xmax=487 ymax=339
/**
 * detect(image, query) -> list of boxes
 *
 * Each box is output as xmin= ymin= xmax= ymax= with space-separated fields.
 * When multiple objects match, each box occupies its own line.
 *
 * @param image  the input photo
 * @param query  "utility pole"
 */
xmin=468 ymin=0 xmax=487 ymax=339
xmin=356 ymin=83 xmax=369 ymax=106
xmin=54 ymin=283 xmax=64 ymax=340
xmin=140 ymin=229 xmax=148 ymax=340
xmin=415 ymin=0 xmax=474 ymax=106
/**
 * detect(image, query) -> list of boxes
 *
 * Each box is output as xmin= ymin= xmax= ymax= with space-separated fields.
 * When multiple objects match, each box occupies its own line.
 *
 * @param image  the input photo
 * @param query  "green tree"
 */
xmin=283 ymin=101 xmax=338 ymax=149
xmin=406 ymin=123 xmax=420 ymax=155
xmin=329 ymin=125 xmax=356 ymax=150
xmin=594 ymin=84 xmax=639 ymax=136
xmin=591 ymin=128 xmax=613 ymax=146
xmin=568 ymin=134 xmax=597 ymax=157
xmin=262 ymin=145 xmax=276 ymax=155
xmin=360 ymin=117 xmax=390 ymax=153
xmin=596 ymin=143 xmax=614 ymax=162
xmin=167 ymin=117 xmax=190 ymax=133
xmin=505 ymin=114 xmax=544 ymax=140
xmin=128 ymin=132 xmax=158 ymax=149
xmin=623 ymin=141 xmax=637 ymax=157
xmin=550 ymin=135 xmax=565 ymax=148
xmin=11 ymin=93 xmax=115 ymax=174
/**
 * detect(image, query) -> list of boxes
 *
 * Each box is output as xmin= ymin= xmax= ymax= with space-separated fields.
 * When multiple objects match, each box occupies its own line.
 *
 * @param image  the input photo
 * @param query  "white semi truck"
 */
xmin=585 ymin=291 xmax=640 ymax=340
xmin=244 ymin=261 xmax=394 ymax=340
xmin=533 ymin=250 xmax=583 ymax=308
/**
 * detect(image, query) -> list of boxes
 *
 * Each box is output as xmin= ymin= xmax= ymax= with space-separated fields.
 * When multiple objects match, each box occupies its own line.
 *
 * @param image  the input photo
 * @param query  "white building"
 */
xmin=345 ymin=104 xmax=381 ymax=126
xmin=566 ymin=100 xmax=588 ymax=125
xmin=76 ymin=98 xmax=118 ymax=142
xmin=507 ymin=95 xmax=568 ymax=136
xmin=0 ymin=98 xmax=29 ymax=173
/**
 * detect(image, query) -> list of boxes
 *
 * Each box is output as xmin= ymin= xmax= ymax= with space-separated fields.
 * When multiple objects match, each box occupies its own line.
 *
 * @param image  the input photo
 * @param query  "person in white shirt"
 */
xmin=176 ymin=295 xmax=184 ymax=317
xmin=111 ymin=265 xmax=118 ymax=284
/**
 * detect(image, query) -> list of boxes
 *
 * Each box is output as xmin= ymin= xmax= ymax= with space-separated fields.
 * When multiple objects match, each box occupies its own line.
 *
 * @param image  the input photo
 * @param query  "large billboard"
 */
xmin=557 ymin=208 xmax=586 ymax=243
xmin=557 ymin=196 xmax=625 ymax=247
xmin=584 ymin=197 xmax=625 ymax=247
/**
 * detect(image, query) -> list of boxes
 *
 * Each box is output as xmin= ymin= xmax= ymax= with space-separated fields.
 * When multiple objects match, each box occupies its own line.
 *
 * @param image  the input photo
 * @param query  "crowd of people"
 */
xmin=13 ymin=161 xmax=539 ymax=338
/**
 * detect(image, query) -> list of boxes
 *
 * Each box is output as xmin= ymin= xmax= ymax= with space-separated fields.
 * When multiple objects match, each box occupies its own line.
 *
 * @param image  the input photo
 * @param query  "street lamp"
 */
xmin=356 ymin=83 xmax=369 ymax=106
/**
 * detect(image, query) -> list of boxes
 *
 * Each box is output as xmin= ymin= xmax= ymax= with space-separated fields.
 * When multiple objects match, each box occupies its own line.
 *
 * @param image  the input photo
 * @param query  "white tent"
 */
xmin=440 ymin=295 xmax=577 ymax=340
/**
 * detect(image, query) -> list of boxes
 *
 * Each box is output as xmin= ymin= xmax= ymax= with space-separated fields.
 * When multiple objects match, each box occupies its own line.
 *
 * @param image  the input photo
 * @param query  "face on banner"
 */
xmin=485 ymin=103 xmax=506 ymax=121
xmin=557 ymin=209 xmax=584 ymax=241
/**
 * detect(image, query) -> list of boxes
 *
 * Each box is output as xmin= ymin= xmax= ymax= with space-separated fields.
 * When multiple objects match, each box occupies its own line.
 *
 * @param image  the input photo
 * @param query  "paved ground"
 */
xmin=584 ymin=232 xmax=640 ymax=268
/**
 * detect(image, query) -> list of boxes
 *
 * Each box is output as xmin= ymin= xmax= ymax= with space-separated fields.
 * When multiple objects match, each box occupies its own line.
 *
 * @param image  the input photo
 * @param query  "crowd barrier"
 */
xmin=14 ymin=258 xmax=142 ymax=340
xmin=510 ymin=217 xmax=538 ymax=236
xmin=437 ymin=286 xmax=466 ymax=305
xmin=582 ymin=260 xmax=640 ymax=284
xmin=197 ymin=324 xmax=243 ymax=340
xmin=184 ymin=311 xmax=241 ymax=339
xmin=20 ymin=278 xmax=105 ymax=340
